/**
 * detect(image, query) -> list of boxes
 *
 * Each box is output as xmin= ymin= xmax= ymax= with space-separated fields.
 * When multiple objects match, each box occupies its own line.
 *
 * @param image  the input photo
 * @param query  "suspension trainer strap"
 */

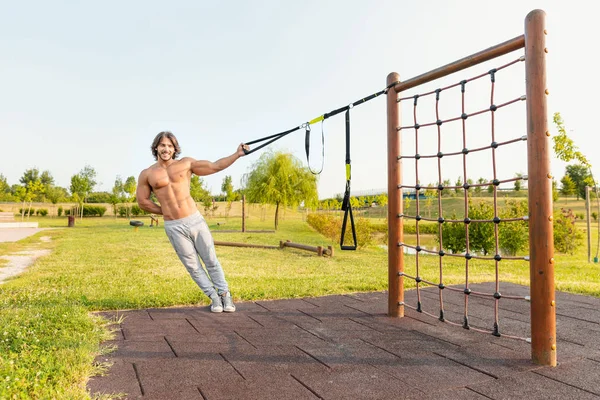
xmin=305 ymin=123 xmax=325 ymax=174
xmin=340 ymin=109 xmax=357 ymax=250
xmin=242 ymin=126 xmax=302 ymax=156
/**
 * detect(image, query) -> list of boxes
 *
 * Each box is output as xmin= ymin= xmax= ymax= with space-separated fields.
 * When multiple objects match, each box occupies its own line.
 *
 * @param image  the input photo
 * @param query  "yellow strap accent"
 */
xmin=346 ymin=164 xmax=351 ymax=180
xmin=309 ymin=115 xmax=324 ymax=125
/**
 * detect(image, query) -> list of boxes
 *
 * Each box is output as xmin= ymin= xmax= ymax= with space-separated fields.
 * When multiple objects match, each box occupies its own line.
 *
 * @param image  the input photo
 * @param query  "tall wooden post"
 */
xmin=387 ymin=73 xmax=403 ymax=317
xmin=242 ymin=195 xmax=246 ymax=233
xmin=525 ymin=9 xmax=556 ymax=366
xmin=586 ymin=186 xmax=592 ymax=263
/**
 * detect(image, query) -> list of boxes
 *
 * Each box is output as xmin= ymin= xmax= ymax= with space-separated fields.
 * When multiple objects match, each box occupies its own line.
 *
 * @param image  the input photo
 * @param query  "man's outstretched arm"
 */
xmin=191 ymin=143 xmax=248 ymax=176
xmin=136 ymin=171 xmax=163 ymax=214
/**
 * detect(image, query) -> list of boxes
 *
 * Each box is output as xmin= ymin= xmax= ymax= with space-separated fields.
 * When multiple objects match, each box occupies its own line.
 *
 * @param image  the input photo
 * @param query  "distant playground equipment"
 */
xmin=149 ymin=214 xmax=160 ymax=227
xmin=214 ymin=239 xmax=334 ymax=257
xmin=129 ymin=220 xmax=144 ymax=232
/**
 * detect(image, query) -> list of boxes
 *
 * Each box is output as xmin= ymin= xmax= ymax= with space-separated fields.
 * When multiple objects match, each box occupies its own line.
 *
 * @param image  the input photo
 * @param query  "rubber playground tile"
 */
xmin=87 ymin=359 xmax=142 ymax=399
xmin=294 ymin=316 xmax=384 ymax=332
xmin=535 ymin=358 xmax=600 ymax=396
xmin=146 ymin=307 xmax=201 ymax=320
xmin=556 ymin=323 xmax=600 ymax=347
xmin=101 ymin=339 xmax=177 ymax=362
xmin=428 ymin=341 xmax=540 ymax=378
xmin=467 ymin=370 xmax=600 ymax=400
xmin=300 ymin=294 xmax=373 ymax=312
xmin=291 ymin=364 xmax=423 ymax=399
xmin=228 ymin=300 xmax=273 ymax=313
xmin=132 ymin=358 xmax=245 ymax=396
xmin=166 ymin=328 xmax=256 ymax=347
xmin=109 ymin=309 xmax=153 ymax=321
xmin=405 ymin=387 xmax=491 ymax=400
xmin=218 ymin=345 xmax=330 ymax=379
xmin=135 ymin=386 xmax=203 ymax=400
xmin=121 ymin=320 xmax=201 ymax=341
xmin=296 ymin=339 xmax=406 ymax=370
xmin=487 ymin=334 xmax=596 ymax=364
xmin=298 ymin=324 xmax=390 ymax=344
xmin=557 ymin=306 xmax=600 ymax=325
xmin=368 ymin=349 xmax=496 ymax=389
xmin=362 ymin=336 xmax=461 ymax=356
xmin=186 ymin=313 xmax=264 ymax=330
xmin=556 ymin=313 xmax=600 ymax=336
xmin=167 ymin=340 xmax=255 ymax=359
xmin=199 ymin=374 xmax=320 ymax=400
xmin=254 ymin=298 xmax=319 ymax=311
xmin=233 ymin=326 xmax=328 ymax=347
xmin=240 ymin=311 xmax=307 ymax=328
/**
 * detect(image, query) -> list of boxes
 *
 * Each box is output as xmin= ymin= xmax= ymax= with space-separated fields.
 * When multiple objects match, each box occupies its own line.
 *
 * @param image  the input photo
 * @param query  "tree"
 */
xmin=475 ymin=178 xmax=486 ymax=196
xmin=560 ymin=175 xmax=576 ymax=201
xmin=243 ymin=151 xmax=318 ymax=230
xmin=45 ymin=185 xmax=68 ymax=204
xmin=25 ymin=180 xmax=45 ymax=218
xmin=514 ymin=173 xmax=523 ymax=192
xmin=0 ymin=174 xmax=12 ymax=201
xmin=70 ymin=165 xmax=97 ymax=219
xmin=19 ymin=167 xmax=54 ymax=202
xmin=221 ymin=175 xmax=234 ymax=201
xmin=553 ymin=112 xmax=594 ymax=200
xmin=565 ymin=164 xmax=592 ymax=200
xmin=111 ymin=176 xmax=125 ymax=217
xmin=376 ymin=193 xmax=388 ymax=208
xmin=190 ymin=175 xmax=211 ymax=203
xmin=221 ymin=175 xmax=235 ymax=217
xmin=13 ymin=186 xmax=28 ymax=220
xmin=455 ymin=177 xmax=463 ymax=195
xmin=122 ymin=176 xmax=137 ymax=218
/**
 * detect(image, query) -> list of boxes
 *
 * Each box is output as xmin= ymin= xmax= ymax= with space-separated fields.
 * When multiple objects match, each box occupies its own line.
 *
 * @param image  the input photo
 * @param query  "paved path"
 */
xmin=88 ymin=282 xmax=600 ymax=399
xmin=0 ymin=228 xmax=47 ymax=243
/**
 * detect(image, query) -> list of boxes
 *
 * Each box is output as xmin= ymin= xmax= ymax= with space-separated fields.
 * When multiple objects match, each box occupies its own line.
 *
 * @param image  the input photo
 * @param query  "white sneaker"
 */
xmin=221 ymin=292 xmax=236 ymax=313
xmin=210 ymin=293 xmax=223 ymax=313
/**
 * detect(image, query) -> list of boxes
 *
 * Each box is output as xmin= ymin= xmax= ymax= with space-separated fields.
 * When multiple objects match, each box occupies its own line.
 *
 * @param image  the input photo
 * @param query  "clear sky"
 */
xmin=1 ymin=1 xmax=598 ymax=199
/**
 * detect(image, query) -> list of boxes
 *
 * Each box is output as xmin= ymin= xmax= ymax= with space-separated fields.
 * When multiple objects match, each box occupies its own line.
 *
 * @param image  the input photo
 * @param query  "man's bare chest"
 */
xmin=149 ymin=166 xmax=189 ymax=190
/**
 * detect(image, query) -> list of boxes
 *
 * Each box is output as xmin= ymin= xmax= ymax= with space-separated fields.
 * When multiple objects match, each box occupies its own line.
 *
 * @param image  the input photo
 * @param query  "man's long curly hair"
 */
xmin=151 ymin=131 xmax=181 ymax=161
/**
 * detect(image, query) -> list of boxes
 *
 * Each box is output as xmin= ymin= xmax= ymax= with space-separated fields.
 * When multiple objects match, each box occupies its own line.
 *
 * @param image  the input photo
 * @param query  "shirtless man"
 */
xmin=136 ymin=131 xmax=248 ymax=313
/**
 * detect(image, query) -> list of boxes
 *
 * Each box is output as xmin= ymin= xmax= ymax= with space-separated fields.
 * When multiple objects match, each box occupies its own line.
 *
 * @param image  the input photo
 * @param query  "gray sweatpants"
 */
xmin=163 ymin=211 xmax=229 ymax=297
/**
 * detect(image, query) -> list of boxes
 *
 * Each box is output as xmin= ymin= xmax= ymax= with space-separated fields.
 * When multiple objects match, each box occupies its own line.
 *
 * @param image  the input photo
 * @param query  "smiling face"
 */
xmin=150 ymin=131 xmax=181 ymax=161
xmin=156 ymin=137 xmax=175 ymax=162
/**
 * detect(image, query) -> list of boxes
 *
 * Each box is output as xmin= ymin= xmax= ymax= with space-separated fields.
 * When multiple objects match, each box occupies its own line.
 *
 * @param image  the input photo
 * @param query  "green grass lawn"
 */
xmin=0 ymin=212 xmax=599 ymax=398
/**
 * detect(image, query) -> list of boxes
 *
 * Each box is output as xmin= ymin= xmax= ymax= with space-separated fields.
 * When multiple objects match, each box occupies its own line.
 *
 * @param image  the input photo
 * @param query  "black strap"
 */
xmin=242 ymin=126 xmax=301 ymax=156
xmin=305 ymin=124 xmax=324 ymax=175
xmin=340 ymin=109 xmax=357 ymax=250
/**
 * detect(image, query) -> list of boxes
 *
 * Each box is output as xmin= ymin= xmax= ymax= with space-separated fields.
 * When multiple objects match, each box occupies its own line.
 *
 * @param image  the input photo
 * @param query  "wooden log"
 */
xmin=214 ymin=241 xmax=280 ymax=249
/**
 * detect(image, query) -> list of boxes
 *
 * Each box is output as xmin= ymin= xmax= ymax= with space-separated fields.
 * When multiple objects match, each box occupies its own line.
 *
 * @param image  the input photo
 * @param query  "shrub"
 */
xmin=19 ymin=208 xmax=35 ymax=216
xmin=36 ymin=208 xmax=48 ymax=217
xmin=593 ymin=212 xmax=598 ymax=221
xmin=498 ymin=200 xmax=529 ymax=256
xmin=84 ymin=205 xmax=106 ymax=217
xmin=438 ymin=212 xmax=466 ymax=254
xmin=465 ymin=201 xmax=495 ymax=255
xmin=130 ymin=204 xmax=148 ymax=216
xmin=58 ymin=206 xmax=63 ymax=217
xmin=554 ymin=208 xmax=584 ymax=254
xmin=306 ymin=213 xmax=373 ymax=248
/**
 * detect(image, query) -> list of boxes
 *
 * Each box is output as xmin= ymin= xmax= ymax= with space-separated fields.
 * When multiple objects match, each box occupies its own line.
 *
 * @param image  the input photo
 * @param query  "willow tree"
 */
xmin=243 ymin=151 xmax=318 ymax=230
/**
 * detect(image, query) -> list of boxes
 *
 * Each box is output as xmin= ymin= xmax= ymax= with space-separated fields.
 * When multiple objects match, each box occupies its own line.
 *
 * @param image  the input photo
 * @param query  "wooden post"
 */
xmin=387 ymin=72 xmax=403 ymax=317
xmin=242 ymin=194 xmax=246 ymax=233
xmin=586 ymin=186 xmax=591 ymax=263
xmin=525 ymin=9 xmax=556 ymax=366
